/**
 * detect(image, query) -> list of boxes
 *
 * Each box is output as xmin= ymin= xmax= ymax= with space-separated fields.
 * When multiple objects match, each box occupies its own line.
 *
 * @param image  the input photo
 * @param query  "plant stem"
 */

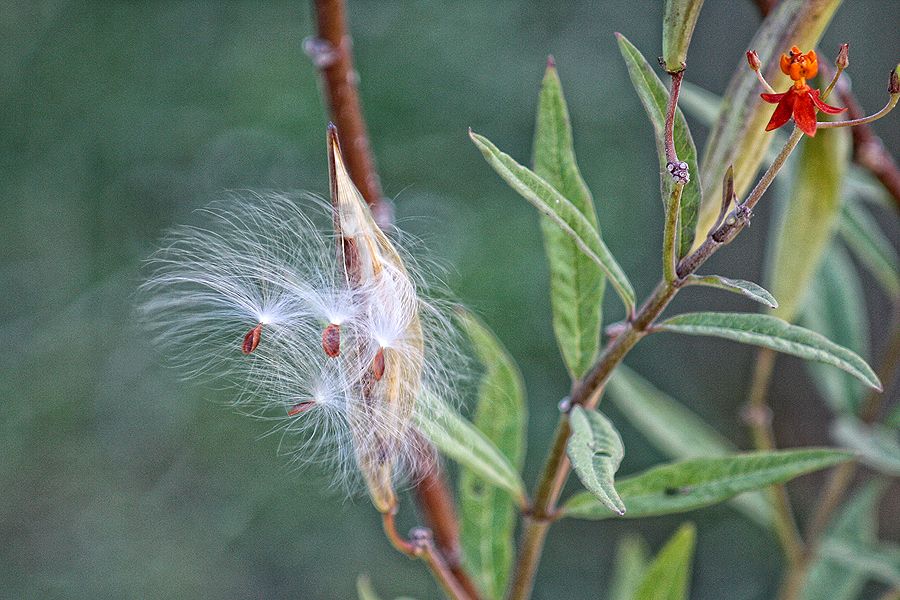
xmin=817 ymin=93 xmax=899 ymax=130
xmin=837 ymin=83 xmax=900 ymax=208
xmin=745 ymin=348 xmax=805 ymax=567
xmin=382 ymin=512 xmax=473 ymax=600
xmin=507 ymin=123 xmax=809 ymax=600
xmin=780 ymin=309 xmax=900 ymax=600
xmin=664 ymin=70 xmax=684 ymax=166
xmin=312 ymin=3 xmax=478 ymax=596
xmin=663 ymin=184 xmax=684 ymax=282
xmin=413 ymin=450 xmax=483 ymax=600
xmin=310 ymin=0 xmax=389 ymax=226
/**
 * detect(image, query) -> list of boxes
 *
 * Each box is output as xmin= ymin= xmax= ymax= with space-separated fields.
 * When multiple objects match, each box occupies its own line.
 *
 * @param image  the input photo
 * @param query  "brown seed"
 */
xmin=372 ymin=347 xmax=386 ymax=381
xmin=322 ymin=323 xmax=341 ymax=357
xmin=287 ymin=401 xmax=315 ymax=416
xmin=242 ymin=324 xmax=263 ymax=354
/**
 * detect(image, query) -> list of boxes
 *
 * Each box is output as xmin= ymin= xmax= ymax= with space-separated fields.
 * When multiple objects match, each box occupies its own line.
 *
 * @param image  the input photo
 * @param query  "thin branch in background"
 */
xmin=309 ymin=2 xmax=477 ymax=597
xmin=838 ymin=80 xmax=900 ymax=208
xmin=308 ymin=0 xmax=391 ymax=226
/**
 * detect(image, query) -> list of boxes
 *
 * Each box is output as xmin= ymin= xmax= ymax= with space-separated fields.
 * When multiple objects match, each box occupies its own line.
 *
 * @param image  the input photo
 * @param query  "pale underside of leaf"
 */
xmin=684 ymin=275 xmax=778 ymax=308
xmin=567 ymin=406 xmax=626 ymax=515
xmin=416 ymin=394 xmax=526 ymax=503
xmin=471 ymin=130 xmax=635 ymax=313
xmin=563 ymin=449 xmax=852 ymax=520
xmin=659 ymin=312 xmax=881 ymax=391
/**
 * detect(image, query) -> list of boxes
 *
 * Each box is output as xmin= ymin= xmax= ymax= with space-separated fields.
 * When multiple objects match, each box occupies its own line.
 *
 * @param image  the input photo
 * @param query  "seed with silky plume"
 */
xmin=139 ymin=126 xmax=466 ymax=512
xmin=242 ymin=323 xmax=263 ymax=354
xmin=322 ymin=323 xmax=341 ymax=357
xmin=288 ymin=400 xmax=316 ymax=416
xmin=328 ymin=124 xmax=426 ymax=514
xmin=372 ymin=346 xmax=386 ymax=380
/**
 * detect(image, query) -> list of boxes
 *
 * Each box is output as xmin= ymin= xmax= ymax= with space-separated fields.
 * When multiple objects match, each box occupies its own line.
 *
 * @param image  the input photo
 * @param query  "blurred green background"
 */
xmin=2 ymin=1 xmax=898 ymax=598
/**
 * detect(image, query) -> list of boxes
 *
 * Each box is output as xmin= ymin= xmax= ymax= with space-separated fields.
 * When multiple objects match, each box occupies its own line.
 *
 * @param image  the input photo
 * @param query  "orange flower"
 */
xmin=761 ymin=46 xmax=845 ymax=136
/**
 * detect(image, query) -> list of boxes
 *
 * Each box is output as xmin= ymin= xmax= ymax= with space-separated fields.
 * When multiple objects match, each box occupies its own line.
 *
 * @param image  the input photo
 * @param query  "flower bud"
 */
xmin=746 ymin=50 xmax=761 ymax=71
xmin=835 ymin=43 xmax=849 ymax=70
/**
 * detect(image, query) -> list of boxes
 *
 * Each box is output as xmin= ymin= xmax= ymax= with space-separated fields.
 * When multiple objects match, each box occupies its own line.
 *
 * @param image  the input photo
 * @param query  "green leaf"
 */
xmin=695 ymin=0 xmax=842 ymax=249
xmin=818 ymin=539 xmax=900 ymax=588
xmin=684 ymin=275 xmax=778 ymax=308
xmin=658 ymin=312 xmax=882 ymax=391
xmin=533 ymin=60 xmax=605 ymax=379
xmin=608 ymin=535 xmax=649 ymax=600
xmin=606 ymin=366 xmax=774 ymax=527
xmin=802 ymin=483 xmax=884 ymax=600
xmin=839 ymin=196 xmax=900 ymax=298
xmin=456 ymin=311 xmax=526 ymax=599
xmin=634 ymin=524 xmax=696 ymax=600
xmin=357 ymin=575 xmax=383 ymax=600
xmin=800 ymin=244 xmax=868 ymax=415
xmin=416 ymin=394 xmax=526 ymax=504
xmin=766 ymin=123 xmax=850 ymax=323
xmin=662 ymin=0 xmax=705 ymax=72
xmin=563 ymin=449 xmax=852 ymax=520
xmin=470 ymin=130 xmax=636 ymax=312
xmin=616 ymin=33 xmax=701 ymax=257
xmin=678 ymin=81 xmax=722 ymax=127
xmin=832 ymin=417 xmax=900 ymax=476
xmin=567 ymin=406 xmax=626 ymax=515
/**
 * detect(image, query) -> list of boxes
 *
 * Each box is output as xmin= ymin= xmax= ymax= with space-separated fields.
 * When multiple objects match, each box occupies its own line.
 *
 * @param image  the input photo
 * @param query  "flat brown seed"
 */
xmin=322 ymin=323 xmax=341 ymax=357
xmin=242 ymin=324 xmax=262 ymax=354
xmin=372 ymin=347 xmax=386 ymax=381
xmin=288 ymin=401 xmax=315 ymax=416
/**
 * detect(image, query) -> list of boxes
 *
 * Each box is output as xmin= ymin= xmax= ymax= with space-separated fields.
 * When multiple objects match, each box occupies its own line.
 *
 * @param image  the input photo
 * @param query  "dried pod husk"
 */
xmin=328 ymin=126 xmax=426 ymax=513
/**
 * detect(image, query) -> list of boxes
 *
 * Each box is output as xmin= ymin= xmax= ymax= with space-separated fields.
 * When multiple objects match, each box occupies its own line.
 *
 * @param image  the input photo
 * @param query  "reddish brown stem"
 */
xmin=312 ymin=3 xmax=475 ymax=596
xmin=413 ymin=448 xmax=483 ymax=600
xmin=310 ymin=0 xmax=389 ymax=225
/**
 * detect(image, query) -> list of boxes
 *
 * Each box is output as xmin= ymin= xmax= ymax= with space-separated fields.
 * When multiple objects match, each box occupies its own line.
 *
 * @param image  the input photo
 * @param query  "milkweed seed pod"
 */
xmin=327 ymin=125 xmax=425 ymax=513
xmin=140 ymin=126 xmax=460 ymax=514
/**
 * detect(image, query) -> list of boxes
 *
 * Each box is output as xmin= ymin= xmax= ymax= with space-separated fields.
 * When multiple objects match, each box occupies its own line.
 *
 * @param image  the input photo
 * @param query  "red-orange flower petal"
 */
xmin=809 ymin=89 xmax=846 ymax=115
xmin=792 ymin=92 xmax=818 ymax=136
xmin=763 ymin=91 xmax=796 ymax=131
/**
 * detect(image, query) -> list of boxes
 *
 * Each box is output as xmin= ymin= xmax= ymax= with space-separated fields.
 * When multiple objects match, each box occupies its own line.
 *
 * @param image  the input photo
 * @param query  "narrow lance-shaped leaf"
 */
xmin=606 ymin=366 xmax=774 ymax=527
xmin=456 ymin=311 xmax=526 ymax=600
xmin=567 ymin=406 xmax=626 ymax=515
xmin=802 ymin=483 xmax=884 ymax=600
xmin=832 ymin=417 xmax=900 ymax=477
xmin=563 ymin=449 xmax=852 ymax=520
xmin=634 ymin=524 xmax=696 ymax=600
xmin=683 ymin=274 xmax=778 ymax=309
xmin=533 ymin=60 xmax=605 ymax=379
xmin=662 ymin=0 xmax=705 ymax=72
xmin=416 ymin=393 xmax=526 ymax=504
xmin=616 ymin=33 xmax=702 ymax=257
xmin=356 ymin=575 xmax=383 ymax=600
xmin=470 ymin=130 xmax=636 ymax=312
xmin=766 ymin=121 xmax=850 ymax=323
xmin=818 ymin=539 xmax=900 ymax=588
xmin=839 ymin=196 xmax=900 ymax=298
xmin=800 ymin=244 xmax=868 ymax=415
xmin=658 ymin=312 xmax=881 ymax=390
xmin=695 ymin=0 xmax=842 ymax=249
xmin=608 ymin=535 xmax=649 ymax=600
